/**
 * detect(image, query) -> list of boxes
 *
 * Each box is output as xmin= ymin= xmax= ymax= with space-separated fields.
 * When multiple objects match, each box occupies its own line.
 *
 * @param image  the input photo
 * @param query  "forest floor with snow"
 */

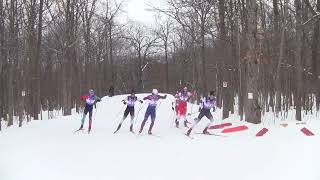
xmin=1 ymin=94 xmax=320 ymax=180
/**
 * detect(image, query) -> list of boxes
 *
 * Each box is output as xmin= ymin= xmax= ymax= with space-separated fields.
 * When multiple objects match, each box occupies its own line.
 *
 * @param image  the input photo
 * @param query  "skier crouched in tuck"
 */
xmin=139 ymin=89 xmax=167 ymax=135
xmin=77 ymin=89 xmax=101 ymax=133
xmin=114 ymin=90 xmax=143 ymax=134
xmin=186 ymin=91 xmax=216 ymax=136
xmin=173 ymin=87 xmax=194 ymax=128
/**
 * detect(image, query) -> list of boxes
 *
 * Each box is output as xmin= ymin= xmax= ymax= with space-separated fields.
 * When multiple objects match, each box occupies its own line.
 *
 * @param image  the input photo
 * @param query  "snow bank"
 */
xmin=0 ymin=94 xmax=319 ymax=180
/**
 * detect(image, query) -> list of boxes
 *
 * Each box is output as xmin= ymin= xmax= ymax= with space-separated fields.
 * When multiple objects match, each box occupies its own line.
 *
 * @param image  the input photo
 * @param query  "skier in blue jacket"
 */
xmin=139 ymin=89 xmax=167 ymax=135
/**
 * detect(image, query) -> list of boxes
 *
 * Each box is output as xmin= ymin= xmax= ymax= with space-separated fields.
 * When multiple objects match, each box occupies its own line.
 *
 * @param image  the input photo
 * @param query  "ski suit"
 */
xmin=190 ymin=96 xmax=216 ymax=129
xmin=80 ymin=94 xmax=101 ymax=127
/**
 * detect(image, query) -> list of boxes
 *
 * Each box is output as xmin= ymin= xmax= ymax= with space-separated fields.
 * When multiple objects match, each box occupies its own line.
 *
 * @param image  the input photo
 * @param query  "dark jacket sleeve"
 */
xmin=157 ymin=94 xmax=167 ymax=99
xmin=143 ymin=96 xmax=149 ymax=100
xmin=95 ymin=96 xmax=102 ymax=102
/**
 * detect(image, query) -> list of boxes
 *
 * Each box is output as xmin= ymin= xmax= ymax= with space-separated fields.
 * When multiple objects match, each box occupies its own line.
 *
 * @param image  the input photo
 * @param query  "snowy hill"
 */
xmin=1 ymin=94 xmax=320 ymax=180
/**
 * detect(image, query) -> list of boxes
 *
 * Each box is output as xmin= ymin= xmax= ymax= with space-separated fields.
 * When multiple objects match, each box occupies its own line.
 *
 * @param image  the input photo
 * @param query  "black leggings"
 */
xmin=197 ymin=109 xmax=213 ymax=120
xmin=123 ymin=106 xmax=135 ymax=118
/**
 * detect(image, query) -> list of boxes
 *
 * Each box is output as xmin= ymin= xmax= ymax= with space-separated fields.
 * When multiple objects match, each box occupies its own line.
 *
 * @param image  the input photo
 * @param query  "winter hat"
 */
xmin=152 ymin=89 xmax=158 ymax=95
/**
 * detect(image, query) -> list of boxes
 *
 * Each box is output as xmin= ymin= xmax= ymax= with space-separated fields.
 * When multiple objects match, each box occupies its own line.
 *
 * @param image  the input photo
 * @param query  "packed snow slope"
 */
xmin=1 ymin=94 xmax=320 ymax=180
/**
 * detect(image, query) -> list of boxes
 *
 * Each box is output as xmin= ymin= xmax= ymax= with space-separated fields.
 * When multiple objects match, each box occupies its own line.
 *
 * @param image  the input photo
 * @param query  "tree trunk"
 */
xmin=109 ymin=23 xmax=115 ymax=87
xmin=137 ymin=48 xmax=143 ymax=91
xmin=200 ymin=19 xmax=207 ymax=94
xmin=33 ymin=0 xmax=44 ymax=120
xmin=311 ymin=0 xmax=320 ymax=110
xmin=245 ymin=0 xmax=261 ymax=124
xmin=219 ymin=0 xmax=230 ymax=119
xmin=165 ymin=42 xmax=169 ymax=92
xmin=275 ymin=0 xmax=287 ymax=117
xmin=294 ymin=0 xmax=303 ymax=121
xmin=7 ymin=0 xmax=16 ymax=126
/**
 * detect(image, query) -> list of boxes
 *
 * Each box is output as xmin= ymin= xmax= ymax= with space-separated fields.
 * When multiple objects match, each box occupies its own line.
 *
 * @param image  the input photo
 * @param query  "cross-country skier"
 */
xmin=172 ymin=87 xmax=194 ymax=128
xmin=77 ymin=89 xmax=101 ymax=133
xmin=186 ymin=91 xmax=216 ymax=136
xmin=114 ymin=90 xmax=143 ymax=134
xmin=139 ymin=89 xmax=167 ymax=135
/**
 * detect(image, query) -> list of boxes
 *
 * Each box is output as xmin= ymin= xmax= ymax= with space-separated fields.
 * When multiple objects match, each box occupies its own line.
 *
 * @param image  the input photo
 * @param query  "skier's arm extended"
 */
xmin=143 ymin=95 xmax=150 ymax=100
xmin=95 ymin=96 xmax=102 ymax=102
xmin=137 ymin=97 xmax=143 ymax=103
xmin=121 ymin=96 xmax=128 ymax=104
xmin=157 ymin=94 xmax=167 ymax=99
xmin=80 ymin=95 xmax=88 ymax=101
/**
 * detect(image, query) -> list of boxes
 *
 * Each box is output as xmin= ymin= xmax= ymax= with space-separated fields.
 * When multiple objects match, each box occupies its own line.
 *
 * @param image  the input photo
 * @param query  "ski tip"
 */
xmin=184 ymin=133 xmax=194 ymax=139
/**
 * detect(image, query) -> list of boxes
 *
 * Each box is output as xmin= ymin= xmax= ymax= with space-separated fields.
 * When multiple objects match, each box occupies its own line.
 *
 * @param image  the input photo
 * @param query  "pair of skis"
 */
xmin=114 ymin=128 xmax=161 ymax=138
xmin=184 ymin=132 xmax=227 ymax=139
xmin=74 ymin=127 xmax=91 ymax=134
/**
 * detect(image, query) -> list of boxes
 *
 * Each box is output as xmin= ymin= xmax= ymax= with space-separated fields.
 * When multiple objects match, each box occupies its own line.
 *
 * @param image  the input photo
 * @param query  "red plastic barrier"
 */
xmin=209 ymin=123 xmax=232 ymax=129
xmin=256 ymin=128 xmax=269 ymax=137
xmin=222 ymin=125 xmax=248 ymax=133
xmin=301 ymin=127 xmax=314 ymax=136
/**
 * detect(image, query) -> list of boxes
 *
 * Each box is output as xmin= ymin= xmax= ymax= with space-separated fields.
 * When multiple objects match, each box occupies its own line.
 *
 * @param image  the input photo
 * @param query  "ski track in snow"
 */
xmin=0 ymin=94 xmax=320 ymax=180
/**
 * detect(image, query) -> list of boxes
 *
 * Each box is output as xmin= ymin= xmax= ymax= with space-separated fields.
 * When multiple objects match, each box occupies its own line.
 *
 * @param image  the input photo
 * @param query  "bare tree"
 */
xmin=98 ymin=0 xmax=125 ymax=90
xmin=126 ymin=23 xmax=158 ymax=91
xmin=244 ymin=0 xmax=261 ymax=124
xmin=294 ymin=0 xmax=303 ymax=121
xmin=155 ymin=19 xmax=173 ymax=92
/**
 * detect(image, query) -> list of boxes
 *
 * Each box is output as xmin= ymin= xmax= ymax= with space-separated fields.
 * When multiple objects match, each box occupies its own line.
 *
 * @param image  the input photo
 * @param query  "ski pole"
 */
xmin=134 ymin=101 xmax=148 ymax=125
xmin=114 ymin=104 xmax=126 ymax=122
xmin=171 ymin=105 xmax=177 ymax=126
xmin=156 ymin=94 xmax=167 ymax=110
xmin=94 ymin=104 xmax=98 ymax=120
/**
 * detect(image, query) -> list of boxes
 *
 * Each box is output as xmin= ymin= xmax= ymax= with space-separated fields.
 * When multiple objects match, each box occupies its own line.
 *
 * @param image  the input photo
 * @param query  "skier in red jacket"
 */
xmin=77 ymin=89 xmax=101 ymax=133
xmin=172 ymin=87 xmax=195 ymax=128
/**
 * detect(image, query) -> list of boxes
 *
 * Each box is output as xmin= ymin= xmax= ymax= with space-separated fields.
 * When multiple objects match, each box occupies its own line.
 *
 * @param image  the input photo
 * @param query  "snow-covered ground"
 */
xmin=1 ymin=94 xmax=320 ymax=180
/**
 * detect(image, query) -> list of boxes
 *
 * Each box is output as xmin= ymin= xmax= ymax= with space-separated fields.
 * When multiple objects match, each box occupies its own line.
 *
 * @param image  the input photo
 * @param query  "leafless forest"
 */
xmin=0 ymin=0 xmax=319 ymax=130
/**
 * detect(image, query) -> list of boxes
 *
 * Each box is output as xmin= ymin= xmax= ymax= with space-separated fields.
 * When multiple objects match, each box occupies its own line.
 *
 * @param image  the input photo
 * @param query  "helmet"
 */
xmin=152 ymin=89 xmax=158 ymax=95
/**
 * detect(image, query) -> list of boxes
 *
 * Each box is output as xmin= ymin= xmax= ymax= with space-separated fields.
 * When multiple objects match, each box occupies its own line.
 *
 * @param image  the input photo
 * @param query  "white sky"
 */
xmin=122 ymin=0 xmax=165 ymax=25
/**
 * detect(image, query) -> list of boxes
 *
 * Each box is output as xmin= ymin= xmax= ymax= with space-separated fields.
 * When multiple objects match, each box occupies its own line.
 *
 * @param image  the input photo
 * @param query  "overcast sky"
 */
xmin=121 ymin=0 xmax=165 ymax=25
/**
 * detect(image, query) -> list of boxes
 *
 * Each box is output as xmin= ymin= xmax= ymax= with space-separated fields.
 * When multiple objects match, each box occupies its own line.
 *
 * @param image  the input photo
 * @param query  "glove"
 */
xmin=122 ymin=100 xmax=126 ymax=105
xmin=97 ymin=99 xmax=102 ymax=102
xmin=212 ymin=106 xmax=216 ymax=112
xmin=164 ymin=95 xmax=167 ymax=98
xmin=139 ymin=100 xmax=143 ymax=103
xmin=198 ymin=107 xmax=202 ymax=112
xmin=172 ymin=107 xmax=174 ymax=111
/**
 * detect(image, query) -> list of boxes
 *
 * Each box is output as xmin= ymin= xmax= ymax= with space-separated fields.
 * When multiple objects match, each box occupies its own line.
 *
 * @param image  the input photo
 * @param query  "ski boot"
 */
xmin=202 ymin=127 xmax=211 ymax=135
xmin=88 ymin=119 xmax=92 ymax=134
xmin=148 ymin=121 xmax=155 ymax=135
xmin=175 ymin=119 xmax=179 ymax=128
xmin=184 ymin=120 xmax=189 ymax=128
xmin=139 ymin=119 xmax=146 ymax=134
xmin=130 ymin=124 xmax=134 ymax=133
xmin=186 ymin=128 xmax=192 ymax=136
